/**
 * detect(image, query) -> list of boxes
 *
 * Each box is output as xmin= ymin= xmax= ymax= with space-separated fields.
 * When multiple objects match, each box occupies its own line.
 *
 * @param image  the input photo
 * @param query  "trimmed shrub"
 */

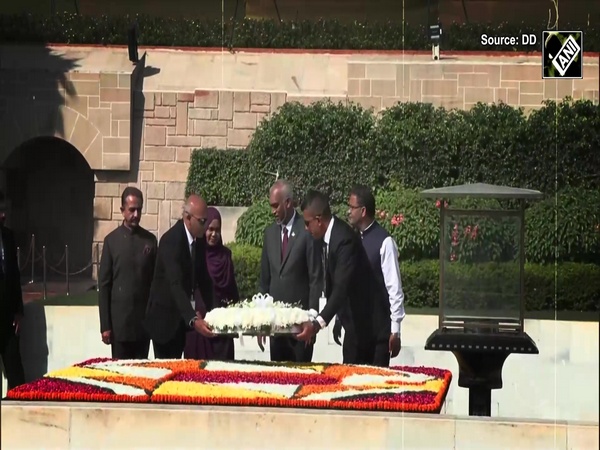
xmin=246 ymin=101 xmax=379 ymax=205
xmin=235 ymin=185 xmax=600 ymax=264
xmin=187 ymin=99 xmax=600 ymax=207
xmin=525 ymin=187 xmax=600 ymax=264
xmin=228 ymin=242 xmax=261 ymax=300
xmin=186 ymin=148 xmax=251 ymax=207
xmin=234 ymin=199 xmax=272 ymax=247
xmin=2 ymin=14 xmax=597 ymax=52
xmin=229 ymin=245 xmax=600 ymax=311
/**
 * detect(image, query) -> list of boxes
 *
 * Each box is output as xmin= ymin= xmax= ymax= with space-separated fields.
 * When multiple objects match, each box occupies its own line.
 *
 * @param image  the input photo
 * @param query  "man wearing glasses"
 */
xmin=144 ymin=194 xmax=215 ymax=358
xmin=346 ymin=185 xmax=405 ymax=367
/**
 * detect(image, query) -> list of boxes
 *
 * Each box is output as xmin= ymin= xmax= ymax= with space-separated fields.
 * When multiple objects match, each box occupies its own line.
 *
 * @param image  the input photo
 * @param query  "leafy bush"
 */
xmin=229 ymin=245 xmax=600 ymax=311
xmin=374 ymin=185 xmax=439 ymax=261
xmin=186 ymin=148 xmax=250 ymax=207
xmin=235 ymin=185 xmax=600 ymax=264
xmin=228 ymin=243 xmax=261 ymax=300
xmin=525 ymin=187 xmax=600 ymax=264
xmin=234 ymin=199 xmax=272 ymax=247
xmin=188 ymin=99 xmax=600 ymax=207
xmin=2 ymin=13 xmax=597 ymax=52
xmin=247 ymin=101 xmax=379 ymax=204
xmin=523 ymin=99 xmax=600 ymax=194
xmin=375 ymin=103 xmax=467 ymax=190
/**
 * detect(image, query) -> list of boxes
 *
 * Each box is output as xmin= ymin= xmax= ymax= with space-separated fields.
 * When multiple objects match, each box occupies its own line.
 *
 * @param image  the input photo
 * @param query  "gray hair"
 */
xmin=270 ymin=179 xmax=294 ymax=201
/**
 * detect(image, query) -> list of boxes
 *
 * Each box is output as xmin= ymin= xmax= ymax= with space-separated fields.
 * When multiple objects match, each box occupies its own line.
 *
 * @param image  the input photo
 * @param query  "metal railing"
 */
xmin=17 ymin=234 xmax=100 ymax=299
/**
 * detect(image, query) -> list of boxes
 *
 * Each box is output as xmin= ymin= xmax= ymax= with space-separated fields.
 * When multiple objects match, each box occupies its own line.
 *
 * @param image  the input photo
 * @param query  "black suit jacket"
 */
xmin=98 ymin=224 xmax=157 ymax=342
xmin=318 ymin=217 xmax=376 ymax=339
xmin=144 ymin=220 xmax=214 ymax=344
xmin=260 ymin=212 xmax=320 ymax=309
xmin=0 ymin=226 xmax=24 ymax=337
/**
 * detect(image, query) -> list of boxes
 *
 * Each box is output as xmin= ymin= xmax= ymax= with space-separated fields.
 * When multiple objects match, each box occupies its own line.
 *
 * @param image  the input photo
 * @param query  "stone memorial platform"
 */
xmin=2 ymin=401 xmax=598 ymax=449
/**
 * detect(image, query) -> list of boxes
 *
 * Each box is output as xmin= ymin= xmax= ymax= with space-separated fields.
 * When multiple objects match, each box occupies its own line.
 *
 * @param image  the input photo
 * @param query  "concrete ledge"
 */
xmin=1 ymin=402 xmax=598 ymax=449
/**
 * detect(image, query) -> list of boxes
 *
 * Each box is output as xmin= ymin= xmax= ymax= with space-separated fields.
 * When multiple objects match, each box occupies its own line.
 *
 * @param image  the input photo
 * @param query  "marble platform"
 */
xmin=1 ymin=401 xmax=599 ymax=450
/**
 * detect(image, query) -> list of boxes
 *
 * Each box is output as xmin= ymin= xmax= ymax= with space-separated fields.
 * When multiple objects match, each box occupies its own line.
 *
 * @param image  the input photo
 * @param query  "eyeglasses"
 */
xmin=190 ymin=214 xmax=207 ymax=225
xmin=347 ymin=204 xmax=363 ymax=210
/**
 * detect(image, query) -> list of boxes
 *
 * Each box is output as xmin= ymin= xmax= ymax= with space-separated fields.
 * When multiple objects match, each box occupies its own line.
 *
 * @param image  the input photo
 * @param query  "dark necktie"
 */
xmin=281 ymin=227 xmax=289 ymax=261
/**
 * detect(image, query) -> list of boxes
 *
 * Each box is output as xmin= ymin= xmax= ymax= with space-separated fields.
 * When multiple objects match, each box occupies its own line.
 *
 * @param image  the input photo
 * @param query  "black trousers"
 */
xmin=372 ymin=339 xmax=391 ymax=368
xmin=0 ymin=326 xmax=26 ymax=390
xmin=270 ymin=336 xmax=313 ymax=363
xmin=341 ymin=326 xmax=378 ymax=365
xmin=153 ymin=331 xmax=186 ymax=359
xmin=111 ymin=340 xmax=150 ymax=360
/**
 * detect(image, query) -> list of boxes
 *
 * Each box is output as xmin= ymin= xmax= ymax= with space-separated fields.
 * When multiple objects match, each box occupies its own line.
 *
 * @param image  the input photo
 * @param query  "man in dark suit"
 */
xmin=296 ymin=189 xmax=381 ymax=365
xmin=98 ymin=187 xmax=158 ymax=359
xmin=260 ymin=180 xmax=321 ymax=362
xmin=0 ymin=190 xmax=26 ymax=390
xmin=144 ymin=194 xmax=215 ymax=358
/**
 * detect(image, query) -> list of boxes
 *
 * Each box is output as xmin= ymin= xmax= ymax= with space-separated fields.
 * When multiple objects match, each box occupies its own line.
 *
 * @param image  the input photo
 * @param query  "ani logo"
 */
xmin=542 ymin=31 xmax=583 ymax=79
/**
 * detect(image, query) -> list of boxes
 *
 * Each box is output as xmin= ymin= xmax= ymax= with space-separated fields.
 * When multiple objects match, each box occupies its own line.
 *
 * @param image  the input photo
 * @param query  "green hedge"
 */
xmin=186 ymin=148 xmax=251 ymax=206
xmin=229 ymin=243 xmax=600 ymax=312
xmin=234 ymin=186 xmax=600 ymax=265
xmin=187 ymin=99 xmax=600 ymax=206
xmin=1 ymin=13 xmax=598 ymax=51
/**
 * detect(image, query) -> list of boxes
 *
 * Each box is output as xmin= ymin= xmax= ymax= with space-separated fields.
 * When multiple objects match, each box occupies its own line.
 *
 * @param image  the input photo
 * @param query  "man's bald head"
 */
xmin=183 ymin=193 xmax=208 ymax=239
xmin=184 ymin=194 xmax=207 ymax=216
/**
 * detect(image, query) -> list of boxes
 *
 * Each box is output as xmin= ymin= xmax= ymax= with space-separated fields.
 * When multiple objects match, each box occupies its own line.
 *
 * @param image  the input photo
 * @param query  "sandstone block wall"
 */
xmin=92 ymin=90 xmax=287 ymax=261
xmin=0 ymin=71 xmax=133 ymax=170
xmin=343 ymin=62 xmax=599 ymax=112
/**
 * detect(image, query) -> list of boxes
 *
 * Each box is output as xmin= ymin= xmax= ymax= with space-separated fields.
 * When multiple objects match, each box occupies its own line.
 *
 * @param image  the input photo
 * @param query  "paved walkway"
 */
xmin=21 ymin=279 xmax=96 ymax=303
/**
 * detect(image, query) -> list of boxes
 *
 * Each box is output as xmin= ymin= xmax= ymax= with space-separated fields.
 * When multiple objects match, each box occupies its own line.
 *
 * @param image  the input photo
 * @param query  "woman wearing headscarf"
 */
xmin=184 ymin=207 xmax=240 ymax=360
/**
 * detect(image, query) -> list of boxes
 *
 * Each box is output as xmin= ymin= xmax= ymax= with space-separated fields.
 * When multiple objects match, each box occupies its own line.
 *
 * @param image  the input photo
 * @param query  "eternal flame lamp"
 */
xmin=420 ymin=183 xmax=543 ymax=417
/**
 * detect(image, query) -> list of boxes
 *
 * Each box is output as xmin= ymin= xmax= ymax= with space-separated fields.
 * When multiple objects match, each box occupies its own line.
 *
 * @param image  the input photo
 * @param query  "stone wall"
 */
xmin=0 ymin=70 xmax=133 ymax=171
xmin=92 ymin=90 xmax=287 ymax=248
xmin=343 ymin=62 xmax=599 ymax=112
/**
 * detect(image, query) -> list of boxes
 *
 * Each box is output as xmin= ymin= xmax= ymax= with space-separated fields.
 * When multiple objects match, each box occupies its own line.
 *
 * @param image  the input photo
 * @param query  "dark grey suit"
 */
xmin=260 ymin=211 xmax=320 ymax=362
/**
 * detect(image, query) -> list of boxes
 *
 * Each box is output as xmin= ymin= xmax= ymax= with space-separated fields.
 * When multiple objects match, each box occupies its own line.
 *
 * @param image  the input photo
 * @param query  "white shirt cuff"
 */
xmin=391 ymin=321 xmax=401 ymax=335
xmin=316 ymin=316 xmax=327 ymax=329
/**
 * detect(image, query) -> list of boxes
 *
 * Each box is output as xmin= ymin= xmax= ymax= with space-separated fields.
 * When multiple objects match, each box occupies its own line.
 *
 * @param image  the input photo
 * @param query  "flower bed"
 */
xmin=5 ymin=358 xmax=452 ymax=413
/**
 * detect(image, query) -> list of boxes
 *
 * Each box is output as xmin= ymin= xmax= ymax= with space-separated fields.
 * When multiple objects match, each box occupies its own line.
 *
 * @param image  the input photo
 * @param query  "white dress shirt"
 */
xmin=311 ymin=217 xmax=335 ymax=329
xmin=281 ymin=210 xmax=296 ymax=241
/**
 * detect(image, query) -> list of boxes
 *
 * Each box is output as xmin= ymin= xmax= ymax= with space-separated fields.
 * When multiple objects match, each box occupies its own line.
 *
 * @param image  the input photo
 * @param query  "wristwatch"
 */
xmin=311 ymin=319 xmax=321 ymax=331
xmin=189 ymin=317 xmax=197 ymax=328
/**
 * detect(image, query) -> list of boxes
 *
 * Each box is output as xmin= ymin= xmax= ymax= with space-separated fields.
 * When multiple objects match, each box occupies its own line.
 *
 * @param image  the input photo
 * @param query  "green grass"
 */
xmin=41 ymin=290 xmax=98 ymax=306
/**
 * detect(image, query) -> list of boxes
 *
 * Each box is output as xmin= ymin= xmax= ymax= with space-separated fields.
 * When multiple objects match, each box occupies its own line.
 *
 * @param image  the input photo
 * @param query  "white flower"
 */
xmin=205 ymin=294 xmax=311 ymax=334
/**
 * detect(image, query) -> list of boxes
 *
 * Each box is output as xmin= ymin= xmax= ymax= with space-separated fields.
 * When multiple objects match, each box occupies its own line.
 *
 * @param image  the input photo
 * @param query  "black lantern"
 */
xmin=420 ymin=183 xmax=543 ymax=417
